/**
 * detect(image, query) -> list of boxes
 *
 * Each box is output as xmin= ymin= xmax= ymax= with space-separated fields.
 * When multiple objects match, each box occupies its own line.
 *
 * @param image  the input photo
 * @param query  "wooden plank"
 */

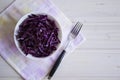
xmin=52 ymin=77 xmax=120 ymax=80
xmin=79 ymin=23 xmax=120 ymax=49
xmin=79 ymin=40 xmax=120 ymax=49
xmin=0 ymin=66 xmax=20 ymax=77
xmin=0 ymin=0 xmax=15 ymax=13
xmin=0 ymin=57 xmax=20 ymax=77
xmin=53 ymin=0 xmax=120 ymax=17
xmin=1 ymin=76 xmax=120 ymax=80
xmin=77 ymin=17 xmax=120 ymax=23
xmin=74 ymin=49 xmax=120 ymax=54
xmin=0 ymin=77 xmax=22 ymax=80
xmin=54 ymin=50 xmax=120 ymax=77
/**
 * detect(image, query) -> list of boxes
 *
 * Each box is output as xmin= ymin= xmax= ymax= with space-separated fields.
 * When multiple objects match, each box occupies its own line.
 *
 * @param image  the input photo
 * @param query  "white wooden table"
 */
xmin=0 ymin=0 xmax=120 ymax=80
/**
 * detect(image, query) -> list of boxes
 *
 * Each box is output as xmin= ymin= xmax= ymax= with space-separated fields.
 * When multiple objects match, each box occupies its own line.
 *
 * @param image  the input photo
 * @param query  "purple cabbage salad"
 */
xmin=16 ymin=14 xmax=61 ymax=57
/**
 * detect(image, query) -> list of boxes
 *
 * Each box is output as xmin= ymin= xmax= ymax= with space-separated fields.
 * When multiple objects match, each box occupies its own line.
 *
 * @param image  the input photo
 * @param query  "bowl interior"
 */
xmin=14 ymin=12 xmax=62 ymax=60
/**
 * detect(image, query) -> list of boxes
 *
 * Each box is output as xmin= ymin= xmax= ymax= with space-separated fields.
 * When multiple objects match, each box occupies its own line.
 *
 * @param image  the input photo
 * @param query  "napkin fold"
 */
xmin=0 ymin=0 xmax=84 ymax=80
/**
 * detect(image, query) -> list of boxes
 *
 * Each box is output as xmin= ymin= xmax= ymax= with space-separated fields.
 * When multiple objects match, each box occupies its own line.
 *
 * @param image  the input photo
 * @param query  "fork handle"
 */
xmin=48 ymin=50 xmax=66 ymax=79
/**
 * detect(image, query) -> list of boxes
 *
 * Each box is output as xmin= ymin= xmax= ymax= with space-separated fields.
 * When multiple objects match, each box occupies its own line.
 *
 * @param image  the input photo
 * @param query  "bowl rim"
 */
xmin=14 ymin=12 xmax=62 ymax=60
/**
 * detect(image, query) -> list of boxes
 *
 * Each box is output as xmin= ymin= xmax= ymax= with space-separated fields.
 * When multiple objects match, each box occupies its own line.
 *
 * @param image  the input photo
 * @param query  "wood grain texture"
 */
xmin=0 ymin=0 xmax=120 ymax=80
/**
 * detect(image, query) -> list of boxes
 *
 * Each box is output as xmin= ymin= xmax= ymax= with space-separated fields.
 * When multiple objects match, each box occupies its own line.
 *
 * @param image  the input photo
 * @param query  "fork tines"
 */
xmin=71 ymin=22 xmax=83 ymax=37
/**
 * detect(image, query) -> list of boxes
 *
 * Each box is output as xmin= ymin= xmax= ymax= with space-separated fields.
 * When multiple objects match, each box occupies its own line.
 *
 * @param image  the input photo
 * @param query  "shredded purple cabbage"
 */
xmin=16 ymin=14 xmax=61 ymax=57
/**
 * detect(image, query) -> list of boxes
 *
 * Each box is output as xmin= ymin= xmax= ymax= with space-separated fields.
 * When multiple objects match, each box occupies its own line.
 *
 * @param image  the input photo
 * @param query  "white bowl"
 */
xmin=14 ymin=12 xmax=62 ymax=60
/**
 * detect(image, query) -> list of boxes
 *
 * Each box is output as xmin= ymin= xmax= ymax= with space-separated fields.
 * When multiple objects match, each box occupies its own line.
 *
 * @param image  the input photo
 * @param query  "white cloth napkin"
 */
xmin=0 ymin=0 xmax=84 ymax=80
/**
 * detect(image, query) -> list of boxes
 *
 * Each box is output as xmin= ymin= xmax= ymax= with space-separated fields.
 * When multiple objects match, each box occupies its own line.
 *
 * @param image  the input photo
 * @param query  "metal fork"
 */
xmin=48 ymin=22 xmax=83 ymax=80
